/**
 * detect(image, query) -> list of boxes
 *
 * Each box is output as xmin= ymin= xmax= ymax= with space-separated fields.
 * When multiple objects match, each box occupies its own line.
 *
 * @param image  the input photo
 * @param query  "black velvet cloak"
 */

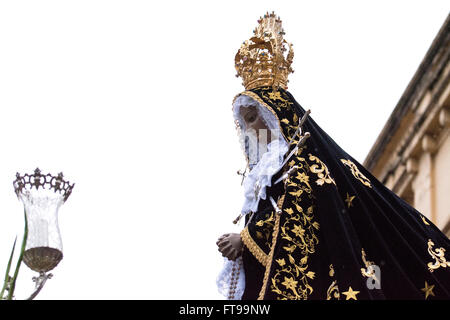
xmin=236 ymin=87 xmax=450 ymax=300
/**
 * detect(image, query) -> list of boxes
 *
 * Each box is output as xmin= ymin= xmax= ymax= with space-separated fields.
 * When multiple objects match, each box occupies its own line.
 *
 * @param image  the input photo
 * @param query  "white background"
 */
xmin=0 ymin=1 xmax=448 ymax=299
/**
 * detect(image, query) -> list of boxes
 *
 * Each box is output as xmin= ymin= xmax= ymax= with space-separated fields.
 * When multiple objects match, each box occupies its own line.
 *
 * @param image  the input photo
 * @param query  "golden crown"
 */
xmin=235 ymin=12 xmax=294 ymax=90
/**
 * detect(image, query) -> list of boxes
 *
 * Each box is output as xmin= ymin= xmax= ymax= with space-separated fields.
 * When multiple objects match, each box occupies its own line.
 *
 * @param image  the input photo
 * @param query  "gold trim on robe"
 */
xmin=241 ymin=227 xmax=269 ymax=266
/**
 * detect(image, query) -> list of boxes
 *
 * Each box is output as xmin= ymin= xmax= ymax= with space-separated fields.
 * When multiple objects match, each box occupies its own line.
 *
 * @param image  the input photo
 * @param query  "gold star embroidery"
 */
xmin=345 ymin=193 xmax=356 ymax=208
xmin=421 ymin=281 xmax=435 ymax=300
xmin=342 ymin=286 xmax=360 ymax=300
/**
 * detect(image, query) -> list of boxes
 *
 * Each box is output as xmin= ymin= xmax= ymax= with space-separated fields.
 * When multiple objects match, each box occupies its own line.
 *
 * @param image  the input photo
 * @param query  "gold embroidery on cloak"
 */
xmin=253 ymin=211 xmax=276 ymax=248
xmin=340 ymin=159 xmax=372 ymax=188
xmin=421 ymin=281 xmax=435 ymax=300
xmin=326 ymin=264 xmax=340 ymax=300
xmin=267 ymin=156 xmax=319 ymax=300
xmin=360 ymin=248 xmax=380 ymax=285
xmin=326 ymin=281 xmax=340 ymax=300
xmin=427 ymin=239 xmax=450 ymax=272
xmin=345 ymin=193 xmax=356 ymax=208
xmin=421 ymin=216 xmax=430 ymax=226
xmin=309 ymin=154 xmax=336 ymax=186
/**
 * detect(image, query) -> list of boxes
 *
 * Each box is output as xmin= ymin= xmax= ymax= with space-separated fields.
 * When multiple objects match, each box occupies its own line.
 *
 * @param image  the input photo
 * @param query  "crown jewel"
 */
xmin=235 ymin=12 xmax=294 ymax=90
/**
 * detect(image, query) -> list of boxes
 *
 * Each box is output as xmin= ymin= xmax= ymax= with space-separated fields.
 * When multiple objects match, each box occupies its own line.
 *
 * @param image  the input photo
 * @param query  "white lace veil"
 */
xmin=233 ymin=95 xmax=287 ymax=168
xmin=233 ymin=95 xmax=289 ymax=214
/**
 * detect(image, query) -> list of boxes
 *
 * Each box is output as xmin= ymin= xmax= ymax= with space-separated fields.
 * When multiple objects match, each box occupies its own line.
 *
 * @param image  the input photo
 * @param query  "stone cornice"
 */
xmin=364 ymin=14 xmax=450 ymax=175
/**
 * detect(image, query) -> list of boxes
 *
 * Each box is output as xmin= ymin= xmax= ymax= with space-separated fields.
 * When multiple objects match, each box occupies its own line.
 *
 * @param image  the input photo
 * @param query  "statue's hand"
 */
xmin=216 ymin=233 xmax=243 ymax=261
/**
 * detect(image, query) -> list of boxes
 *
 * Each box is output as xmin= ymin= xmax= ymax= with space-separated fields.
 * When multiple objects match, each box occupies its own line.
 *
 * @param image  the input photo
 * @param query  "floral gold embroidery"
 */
xmin=427 ymin=239 xmax=450 ymax=272
xmin=308 ymin=154 xmax=336 ymax=186
xmin=261 ymin=89 xmax=293 ymax=110
xmin=326 ymin=280 xmax=340 ymax=300
xmin=268 ymin=155 xmax=319 ymax=300
xmin=340 ymin=159 xmax=372 ymax=188
xmin=268 ymin=90 xmax=287 ymax=102
xmin=253 ymin=211 xmax=276 ymax=248
xmin=276 ymin=258 xmax=286 ymax=267
xmin=281 ymin=276 xmax=299 ymax=294
xmin=326 ymin=264 xmax=340 ymax=300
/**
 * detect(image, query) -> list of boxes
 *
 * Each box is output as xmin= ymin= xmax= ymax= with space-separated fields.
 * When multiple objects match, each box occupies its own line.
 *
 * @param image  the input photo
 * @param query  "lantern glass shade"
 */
xmin=20 ymin=188 xmax=64 ymax=272
xmin=13 ymin=169 xmax=74 ymax=273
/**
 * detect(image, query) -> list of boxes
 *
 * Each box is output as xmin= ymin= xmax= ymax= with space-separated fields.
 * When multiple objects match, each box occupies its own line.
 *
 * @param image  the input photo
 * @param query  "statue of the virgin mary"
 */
xmin=216 ymin=12 xmax=450 ymax=300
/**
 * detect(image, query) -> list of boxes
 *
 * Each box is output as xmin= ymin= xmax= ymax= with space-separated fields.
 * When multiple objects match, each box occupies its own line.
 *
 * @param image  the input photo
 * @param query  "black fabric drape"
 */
xmin=237 ymin=87 xmax=450 ymax=300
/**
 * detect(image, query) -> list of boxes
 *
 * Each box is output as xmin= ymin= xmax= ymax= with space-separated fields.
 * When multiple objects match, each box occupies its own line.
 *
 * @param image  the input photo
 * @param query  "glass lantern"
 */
xmin=13 ymin=168 xmax=74 ymax=273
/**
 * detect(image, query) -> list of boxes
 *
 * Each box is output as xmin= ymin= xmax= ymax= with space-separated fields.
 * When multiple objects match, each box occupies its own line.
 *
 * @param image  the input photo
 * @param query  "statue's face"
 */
xmin=238 ymin=103 xmax=281 ymax=166
xmin=239 ymin=105 xmax=270 ymax=140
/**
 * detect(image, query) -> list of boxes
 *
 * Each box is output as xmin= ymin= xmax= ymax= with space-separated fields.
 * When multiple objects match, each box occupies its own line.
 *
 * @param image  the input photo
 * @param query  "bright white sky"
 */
xmin=0 ymin=1 xmax=448 ymax=300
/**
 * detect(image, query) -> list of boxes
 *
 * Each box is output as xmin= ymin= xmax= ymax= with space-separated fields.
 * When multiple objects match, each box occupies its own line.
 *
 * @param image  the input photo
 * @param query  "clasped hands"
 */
xmin=216 ymin=233 xmax=243 ymax=261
